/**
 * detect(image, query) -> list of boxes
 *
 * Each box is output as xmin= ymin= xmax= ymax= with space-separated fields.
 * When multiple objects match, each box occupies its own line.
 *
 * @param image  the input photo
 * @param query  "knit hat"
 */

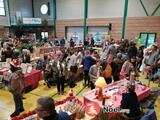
xmin=10 ymin=59 xmax=21 ymax=67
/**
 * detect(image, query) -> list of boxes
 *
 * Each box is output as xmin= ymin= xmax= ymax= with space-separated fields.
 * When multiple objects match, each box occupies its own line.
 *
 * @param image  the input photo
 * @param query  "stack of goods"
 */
xmin=55 ymin=97 xmax=85 ymax=119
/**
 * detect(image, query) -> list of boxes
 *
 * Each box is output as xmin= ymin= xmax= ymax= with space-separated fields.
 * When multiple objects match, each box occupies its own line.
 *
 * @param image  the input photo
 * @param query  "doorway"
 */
xmin=139 ymin=32 xmax=157 ymax=47
xmin=66 ymin=26 xmax=83 ymax=46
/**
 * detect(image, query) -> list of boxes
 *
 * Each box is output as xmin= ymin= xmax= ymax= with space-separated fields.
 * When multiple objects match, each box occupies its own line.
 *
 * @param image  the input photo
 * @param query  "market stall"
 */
xmin=11 ymin=93 xmax=84 ymax=120
xmin=39 ymin=46 xmax=60 ymax=54
xmin=0 ymin=67 xmax=44 ymax=92
xmin=83 ymin=79 xmax=150 ymax=119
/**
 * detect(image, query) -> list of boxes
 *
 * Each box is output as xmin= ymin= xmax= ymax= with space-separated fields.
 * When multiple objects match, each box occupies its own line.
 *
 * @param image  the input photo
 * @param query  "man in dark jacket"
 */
xmin=82 ymin=50 xmax=96 ymax=86
xmin=36 ymin=96 xmax=71 ymax=120
xmin=127 ymin=42 xmax=137 ymax=58
xmin=121 ymin=84 xmax=141 ymax=119
xmin=8 ymin=59 xmax=24 ymax=117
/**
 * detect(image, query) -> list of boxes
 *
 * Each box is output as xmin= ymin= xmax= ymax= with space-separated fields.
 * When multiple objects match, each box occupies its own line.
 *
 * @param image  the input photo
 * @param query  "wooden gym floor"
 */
xmin=0 ymin=74 xmax=160 ymax=120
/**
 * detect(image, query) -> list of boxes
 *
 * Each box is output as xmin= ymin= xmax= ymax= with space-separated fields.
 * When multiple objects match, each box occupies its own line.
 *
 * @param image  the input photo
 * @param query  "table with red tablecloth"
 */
xmin=83 ymin=79 xmax=150 ymax=119
xmin=24 ymin=70 xmax=44 ymax=91
xmin=0 ymin=68 xmax=44 ymax=91
xmin=11 ymin=95 xmax=83 ymax=120
xmin=49 ymin=53 xmax=62 ymax=59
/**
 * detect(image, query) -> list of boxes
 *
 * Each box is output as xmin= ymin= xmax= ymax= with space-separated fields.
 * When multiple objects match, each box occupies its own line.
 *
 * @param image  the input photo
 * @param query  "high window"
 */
xmin=0 ymin=0 xmax=5 ymax=16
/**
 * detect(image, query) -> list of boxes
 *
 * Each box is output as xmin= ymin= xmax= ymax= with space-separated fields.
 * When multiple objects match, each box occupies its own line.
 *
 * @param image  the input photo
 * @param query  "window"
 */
xmin=139 ymin=33 xmax=157 ymax=47
xmin=41 ymin=32 xmax=48 ymax=39
xmin=0 ymin=0 xmax=5 ymax=16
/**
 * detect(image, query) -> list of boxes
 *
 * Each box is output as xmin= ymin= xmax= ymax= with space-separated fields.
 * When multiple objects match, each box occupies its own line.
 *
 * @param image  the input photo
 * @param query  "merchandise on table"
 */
xmin=83 ymin=79 xmax=150 ymax=119
xmin=11 ymin=96 xmax=84 ymax=120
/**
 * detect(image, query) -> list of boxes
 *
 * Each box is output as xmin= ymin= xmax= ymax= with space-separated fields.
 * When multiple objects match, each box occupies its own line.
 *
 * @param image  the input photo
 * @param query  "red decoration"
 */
xmin=11 ymin=117 xmax=18 ymax=120
xmin=21 ymin=113 xmax=28 ymax=118
xmin=10 ymin=59 xmax=21 ymax=67
xmin=27 ymin=111 xmax=33 ymax=116
xmin=14 ymin=95 xmax=82 ymax=119
xmin=31 ymin=110 xmax=36 ymax=114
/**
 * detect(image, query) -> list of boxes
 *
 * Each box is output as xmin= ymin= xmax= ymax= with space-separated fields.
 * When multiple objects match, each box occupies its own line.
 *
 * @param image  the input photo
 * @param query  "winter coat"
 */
xmin=8 ymin=70 xmax=24 ymax=95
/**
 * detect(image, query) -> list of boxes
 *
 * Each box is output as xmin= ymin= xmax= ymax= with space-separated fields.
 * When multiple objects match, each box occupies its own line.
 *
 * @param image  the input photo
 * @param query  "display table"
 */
xmin=49 ymin=53 xmax=62 ymax=59
xmin=0 ymin=67 xmax=44 ymax=92
xmin=11 ymin=96 xmax=84 ymax=120
xmin=39 ymin=46 xmax=60 ymax=54
xmin=24 ymin=70 xmax=44 ymax=91
xmin=83 ymin=79 xmax=150 ymax=119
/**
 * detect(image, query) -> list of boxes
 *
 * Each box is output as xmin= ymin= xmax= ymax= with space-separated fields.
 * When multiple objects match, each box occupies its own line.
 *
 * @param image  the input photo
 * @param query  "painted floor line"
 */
xmin=76 ymin=86 xmax=86 ymax=96
xmin=51 ymin=93 xmax=58 ymax=98
xmin=29 ymin=92 xmax=42 ymax=97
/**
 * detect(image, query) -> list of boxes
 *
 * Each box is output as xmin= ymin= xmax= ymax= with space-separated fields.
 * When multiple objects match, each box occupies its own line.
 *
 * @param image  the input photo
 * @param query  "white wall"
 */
xmin=142 ymin=0 xmax=160 ymax=16
xmin=9 ymin=0 xmax=33 ymax=18
xmin=127 ymin=0 xmax=145 ymax=17
xmin=88 ymin=0 xmax=124 ymax=18
xmin=56 ymin=0 xmax=84 ymax=19
xmin=1 ymin=0 xmax=159 ymax=27
xmin=128 ymin=0 xmax=160 ymax=16
xmin=155 ymin=7 xmax=160 ymax=16
xmin=33 ymin=0 xmax=54 ymax=24
xmin=88 ymin=0 xmax=160 ymax=18
xmin=0 ymin=0 xmax=9 ymax=26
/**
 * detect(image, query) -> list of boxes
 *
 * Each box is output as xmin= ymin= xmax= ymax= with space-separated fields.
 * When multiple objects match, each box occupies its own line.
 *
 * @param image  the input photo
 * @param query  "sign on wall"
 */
xmin=22 ymin=18 xmax=42 ymax=24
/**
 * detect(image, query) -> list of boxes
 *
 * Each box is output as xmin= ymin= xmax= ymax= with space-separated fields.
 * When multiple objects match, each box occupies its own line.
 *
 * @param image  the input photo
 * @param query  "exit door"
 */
xmin=139 ymin=33 xmax=157 ymax=47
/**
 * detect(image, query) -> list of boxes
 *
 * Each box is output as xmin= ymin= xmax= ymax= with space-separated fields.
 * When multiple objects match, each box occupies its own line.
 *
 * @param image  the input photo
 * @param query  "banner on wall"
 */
xmin=23 ymin=18 xmax=42 ymax=24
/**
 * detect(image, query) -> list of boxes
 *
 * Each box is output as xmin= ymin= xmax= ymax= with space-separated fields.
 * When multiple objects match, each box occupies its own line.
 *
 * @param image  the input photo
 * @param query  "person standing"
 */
xmin=60 ymin=37 xmax=66 ymax=47
xmin=127 ymin=42 xmax=137 ymax=58
xmin=136 ymin=45 xmax=145 ymax=71
xmin=102 ymin=54 xmax=119 ymax=84
xmin=120 ymin=56 xmax=138 ymax=78
xmin=70 ymin=38 xmax=74 ymax=47
xmin=52 ymin=61 xmax=60 ymax=94
xmin=68 ymin=51 xmax=78 ymax=73
xmin=22 ymin=50 xmax=31 ymax=63
xmin=113 ymin=53 xmax=124 ymax=79
xmin=89 ymin=59 xmax=102 ymax=90
xmin=7 ymin=59 xmax=24 ymax=117
xmin=44 ymin=64 xmax=53 ymax=88
xmin=57 ymin=61 xmax=65 ymax=95
xmin=91 ymin=37 xmax=95 ymax=47
xmin=82 ymin=50 xmax=96 ymax=86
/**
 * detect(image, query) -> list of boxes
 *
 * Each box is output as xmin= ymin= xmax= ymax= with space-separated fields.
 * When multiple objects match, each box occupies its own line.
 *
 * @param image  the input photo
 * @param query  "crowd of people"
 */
xmin=1 ymin=37 xmax=160 ymax=119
